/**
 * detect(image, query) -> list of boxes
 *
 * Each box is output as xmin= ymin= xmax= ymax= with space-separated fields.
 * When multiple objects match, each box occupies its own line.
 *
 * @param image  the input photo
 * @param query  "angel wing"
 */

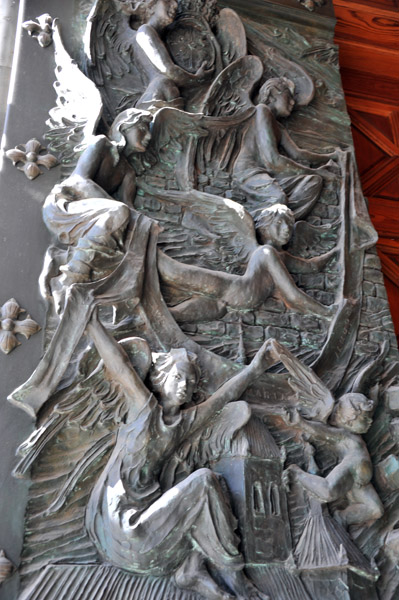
xmin=246 ymin=31 xmax=315 ymax=107
xmin=160 ymin=401 xmax=252 ymax=490
xmin=189 ymin=55 xmax=262 ymax=182
xmin=44 ymin=20 xmax=103 ymax=176
xmin=275 ymin=343 xmax=335 ymax=423
xmin=12 ymin=356 xmax=129 ymax=582
xmin=138 ymin=185 xmax=258 ymax=274
xmin=214 ymin=8 xmax=247 ymax=68
xmin=202 ymin=55 xmax=262 ymax=118
xmin=14 ymin=359 xmax=124 ymax=481
xmin=85 ymin=0 xmax=146 ymax=122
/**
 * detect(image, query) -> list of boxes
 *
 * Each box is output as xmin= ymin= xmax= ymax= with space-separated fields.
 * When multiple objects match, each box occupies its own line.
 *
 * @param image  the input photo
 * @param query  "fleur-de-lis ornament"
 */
xmin=0 ymin=299 xmax=41 ymax=355
xmin=22 ymin=14 xmax=54 ymax=48
xmin=5 ymin=139 xmax=58 ymax=180
xmin=0 ymin=550 xmax=13 ymax=584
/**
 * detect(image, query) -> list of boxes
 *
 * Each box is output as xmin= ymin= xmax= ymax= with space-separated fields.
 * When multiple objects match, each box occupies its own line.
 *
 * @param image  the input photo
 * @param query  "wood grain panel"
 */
xmin=334 ymin=5 xmax=399 ymax=48
xmin=337 ymin=40 xmax=399 ymax=77
xmin=333 ymin=0 xmax=399 ymax=338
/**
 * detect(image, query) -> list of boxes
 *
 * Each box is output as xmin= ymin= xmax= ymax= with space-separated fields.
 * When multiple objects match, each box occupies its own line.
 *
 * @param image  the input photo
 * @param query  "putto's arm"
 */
xmin=186 ymin=339 xmax=281 ymax=435
xmin=279 ymin=128 xmax=337 ymax=165
xmin=282 ymin=248 xmax=337 ymax=274
xmin=72 ymin=135 xmax=113 ymax=180
xmin=136 ymin=25 xmax=213 ymax=86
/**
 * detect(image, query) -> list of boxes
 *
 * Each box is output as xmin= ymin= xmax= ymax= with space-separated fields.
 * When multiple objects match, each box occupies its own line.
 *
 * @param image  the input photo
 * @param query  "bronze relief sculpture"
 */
xmin=5 ymin=1 xmax=399 ymax=599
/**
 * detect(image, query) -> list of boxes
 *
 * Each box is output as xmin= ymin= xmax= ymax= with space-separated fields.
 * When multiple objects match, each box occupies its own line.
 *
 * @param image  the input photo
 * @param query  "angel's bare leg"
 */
xmin=247 ymin=246 xmax=332 ymax=318
xmin=136 ymin=75 xmax=183 ymax=110
xmin=170 ymin=296 xmax=227 ymax=323
xmin=157 ymin=249 xmax=233 ymax=298
xmin=337 ymin=483 xmax=383 ymax=526
xmin=159 ymin=246 xmax=331 ymax=318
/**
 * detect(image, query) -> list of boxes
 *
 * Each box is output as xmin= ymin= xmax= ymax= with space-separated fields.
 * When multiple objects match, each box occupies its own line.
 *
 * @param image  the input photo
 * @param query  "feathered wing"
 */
xmin=202 ymin=55 xmax=263 ymax=118
xmin=85 ymin=0 xmax=145 ymax=122
xmin=161 ymin=401 xmax=252 ymax=489
xmin=276 ymin=346 xmax=335 ymax=423
xmin=45 ymin=20 xmax=103 ymax=176
xmin=139 ymin=185 xmax=258 ymax=273
xmin=214 ymin=8 xmax=247 ymax=68
xmin=191 ymin=55 xmax=261 ymax=175
xmin=13 ymin=357 xmax=132 ymax=583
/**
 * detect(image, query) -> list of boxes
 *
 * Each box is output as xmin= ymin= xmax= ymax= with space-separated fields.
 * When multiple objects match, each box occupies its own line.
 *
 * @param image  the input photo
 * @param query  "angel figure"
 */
xmin=85 ymin=310 xmax=278 ymax=600
xmin=232 ymin=77 xmax=339 ymax=219
xmin=282 ymin=398 xmax=384 ymax=528
xmin=157 ymin=202 xmax=335 ymax=323
xmin=87 ymin=0 xmax=216 ymax=117
xmin=87 ymin=0 xmax=252 ymax=119
xmin=43 ymin=108 xmax=152 ymax=288
xmin=251 ymin=339 xmax=384 ymax=528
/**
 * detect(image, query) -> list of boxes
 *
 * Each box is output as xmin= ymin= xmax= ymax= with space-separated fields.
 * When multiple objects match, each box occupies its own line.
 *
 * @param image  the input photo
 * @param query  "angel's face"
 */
xmin=124 ymin=122 xmax=152 ymax=153
xmin=161 ymin=361 xmax=198 ymax=413
xmin=270 ymin=88 xmax=295 ymax=119
xmin=258 ymin=213 xmax=293 ymax=248
xmin=334 ymin=393 xmax=374 ymax=434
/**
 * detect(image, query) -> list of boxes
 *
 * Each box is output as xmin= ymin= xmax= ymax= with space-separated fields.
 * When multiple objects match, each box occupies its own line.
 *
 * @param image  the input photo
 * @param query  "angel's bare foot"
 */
xmin=221 ymin=569 xmax=270 ymax=600
xmin=174 ymin=552 xmax=234 ymax=600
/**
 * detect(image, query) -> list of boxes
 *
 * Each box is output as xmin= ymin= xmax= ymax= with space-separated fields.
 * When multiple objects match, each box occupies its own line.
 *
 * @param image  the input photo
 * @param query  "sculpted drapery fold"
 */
xmin=4 ymin=1 xmax=399 ymax=600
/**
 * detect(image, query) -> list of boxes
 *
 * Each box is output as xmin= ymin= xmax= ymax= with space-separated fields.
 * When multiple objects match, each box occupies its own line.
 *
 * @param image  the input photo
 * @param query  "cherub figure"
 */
xmin=132 ymin=0 xmax=215 ymax=109
xmin=43 ymin=108 xmax=152 ymax=287
xmin=283 ymin=395 xmax=384 ymax=528
xmin=91 ymin=0 xmax=214 ymax=114
xmin=232 ymin=77 xmax=339 ymax=219
xmin=85 ymin=310 xmax=277 ymax=600
xmin=157 ymin=203 xmax=335 ymax=322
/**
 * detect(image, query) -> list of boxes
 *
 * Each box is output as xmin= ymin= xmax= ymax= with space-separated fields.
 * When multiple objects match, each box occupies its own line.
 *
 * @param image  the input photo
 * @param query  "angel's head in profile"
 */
xmin=258 ymin=77 xmax=296 ymax=119
xmin=330 ymin=392 xmax=374 ymax=434
xmin=109 ymin=108 xmax=153 ymax=154
xmin=118 ymin=0 xmax=178 ymax=27
xmin=177 ymin=0 xmax=219 ymax=24
xmin=149 ymin=348 xmax=201 ymax=421
xmin=254 ymin=203 xmax=295 ymax=249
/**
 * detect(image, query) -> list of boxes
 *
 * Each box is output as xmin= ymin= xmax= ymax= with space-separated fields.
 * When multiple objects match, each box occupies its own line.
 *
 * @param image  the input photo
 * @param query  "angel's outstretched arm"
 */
xmin=87 ymin=310 xmax=150 ymax=417
xmin=258 ymin=246 xmax=332 ymax=317
xmin=282 ymin=248 xmax=337 ymax=274
xmin=255 ymin=106 xmax=315 ymax=177
xmin=157 ymin=249 xmax=234 ymax=296
xmin=282 ymin=410 xmax=334 ymax=444
xmin=185 ymin=338 xmax=281 ymax=436
xmin=279 ymin=128 xmax=338 ymax=165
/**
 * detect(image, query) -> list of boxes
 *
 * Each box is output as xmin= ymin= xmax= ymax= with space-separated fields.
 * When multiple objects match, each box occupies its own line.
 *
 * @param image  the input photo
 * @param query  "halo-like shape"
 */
xmin=248 ymin=38 xmax=315 ymax=107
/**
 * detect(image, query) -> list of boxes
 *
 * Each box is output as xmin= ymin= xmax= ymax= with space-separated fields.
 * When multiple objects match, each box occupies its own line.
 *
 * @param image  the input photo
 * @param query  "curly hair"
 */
xmin=109 ymin=107 xmax=152 ymax=148
xmin=177 ymin=0 xmax=219 ymax=24
xmin=330 ymin=393 xmax=373 ymax=428
xmin=254 ymin=203 xmax=295 ymax=232
xmin=149 ymin=348 xmax=201 ymax=395
xmin=116 ymin=0 xmax=158 ymax=21
xmin=258 ymin=77 xmax=296 ymax=106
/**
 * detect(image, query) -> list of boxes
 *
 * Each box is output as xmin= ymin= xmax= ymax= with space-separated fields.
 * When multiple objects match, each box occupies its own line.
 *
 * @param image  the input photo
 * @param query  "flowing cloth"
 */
xmin=86 ymin=396 xmax=243 ymax=576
